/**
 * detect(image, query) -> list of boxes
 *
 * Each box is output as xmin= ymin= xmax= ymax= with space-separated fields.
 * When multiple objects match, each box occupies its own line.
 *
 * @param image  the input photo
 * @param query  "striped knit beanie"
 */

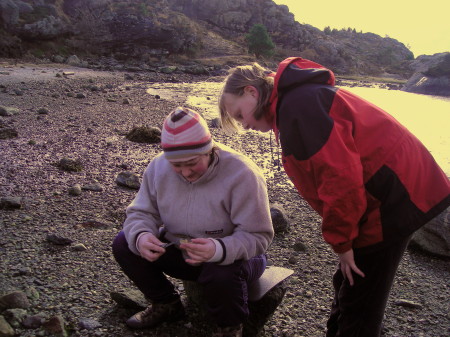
xmin=161 ymin=107 xmax=213 ymax=161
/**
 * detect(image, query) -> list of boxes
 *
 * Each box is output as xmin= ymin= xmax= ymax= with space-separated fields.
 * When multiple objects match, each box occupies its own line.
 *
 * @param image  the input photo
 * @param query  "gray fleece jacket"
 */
xmin=122 ymin=142 xmax=274 ymax=265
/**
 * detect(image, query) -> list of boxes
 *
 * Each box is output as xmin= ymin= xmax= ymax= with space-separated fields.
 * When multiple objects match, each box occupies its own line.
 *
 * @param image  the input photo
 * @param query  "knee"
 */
xmin=112 ymin=231 xmax=130 ymax=260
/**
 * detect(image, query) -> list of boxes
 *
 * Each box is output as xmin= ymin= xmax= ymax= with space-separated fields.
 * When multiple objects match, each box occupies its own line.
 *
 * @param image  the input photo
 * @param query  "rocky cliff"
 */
xmin=0 ymin=0 xmax=419 ymax=77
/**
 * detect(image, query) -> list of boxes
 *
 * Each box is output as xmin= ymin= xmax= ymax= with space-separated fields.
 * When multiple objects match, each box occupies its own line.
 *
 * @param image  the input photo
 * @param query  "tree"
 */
xmin=245 ymin=24 xmax=275 ymax=59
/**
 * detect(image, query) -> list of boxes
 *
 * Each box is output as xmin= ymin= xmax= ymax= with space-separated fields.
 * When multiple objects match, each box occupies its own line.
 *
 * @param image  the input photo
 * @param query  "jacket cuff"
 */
xmin=331 ymin=241 xmax=353 ymax=254
xmin=207 ymin=239 xmax=224 ymax=263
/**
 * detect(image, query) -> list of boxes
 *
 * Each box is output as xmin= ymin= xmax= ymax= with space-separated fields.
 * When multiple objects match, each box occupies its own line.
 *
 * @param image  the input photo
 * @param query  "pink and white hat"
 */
xmin=161 ymin=107 xmax=213 ymax=161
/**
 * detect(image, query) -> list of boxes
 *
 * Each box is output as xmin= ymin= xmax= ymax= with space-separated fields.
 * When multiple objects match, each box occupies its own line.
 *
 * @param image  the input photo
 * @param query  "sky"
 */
xmin=272 ymin=0 xmax=449 ymax=57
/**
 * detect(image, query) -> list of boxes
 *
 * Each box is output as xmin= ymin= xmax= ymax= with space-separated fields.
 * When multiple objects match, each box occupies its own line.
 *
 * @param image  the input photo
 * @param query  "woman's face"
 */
xmin=222 ymin=86 xmax=271 ymax=132
xmin=169 ymin=154 xmax=210 ymax=182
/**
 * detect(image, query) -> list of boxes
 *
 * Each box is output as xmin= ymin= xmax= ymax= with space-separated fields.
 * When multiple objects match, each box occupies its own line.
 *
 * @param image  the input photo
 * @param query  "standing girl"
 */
xmin=219 ymin=57 xmax=450 ymax=337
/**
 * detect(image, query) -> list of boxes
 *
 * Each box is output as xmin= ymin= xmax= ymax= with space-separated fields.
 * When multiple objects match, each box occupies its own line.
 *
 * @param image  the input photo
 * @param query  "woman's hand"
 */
xmin=338 ymin=249 xmax=365 ymax=286
xmin=137 ymin=232 xmax=165 ymax=262
xmin=180 ymin=238 xmax=215 ymax=265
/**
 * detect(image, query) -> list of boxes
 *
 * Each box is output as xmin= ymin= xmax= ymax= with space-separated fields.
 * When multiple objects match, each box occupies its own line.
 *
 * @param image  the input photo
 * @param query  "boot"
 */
xmin=126 ymin=298 xmax=185 ymax=329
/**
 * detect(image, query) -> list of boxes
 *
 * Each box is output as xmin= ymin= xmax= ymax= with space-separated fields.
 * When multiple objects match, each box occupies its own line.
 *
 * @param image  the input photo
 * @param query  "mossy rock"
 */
xmin=126 ymin=126 xmax=161 ymax=144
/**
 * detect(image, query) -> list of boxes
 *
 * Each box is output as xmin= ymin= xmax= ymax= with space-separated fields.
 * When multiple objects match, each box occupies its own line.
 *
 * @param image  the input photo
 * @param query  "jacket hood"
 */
xmin=268 ymin=57 xmax=335 ymax=140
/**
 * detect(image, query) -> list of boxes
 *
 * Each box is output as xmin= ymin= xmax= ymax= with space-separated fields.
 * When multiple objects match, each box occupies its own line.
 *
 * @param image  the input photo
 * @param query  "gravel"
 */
xmin=0 ymin=61 xmax=448 ymax=337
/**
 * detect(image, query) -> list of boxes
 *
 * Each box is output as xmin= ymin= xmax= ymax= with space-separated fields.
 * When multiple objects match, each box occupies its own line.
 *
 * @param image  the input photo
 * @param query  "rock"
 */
xmin=270 ymin=204 xmax=290 ymax=234
xmin=409 ymin=207 xmax=449 ymax=258
xmin=42 ymin=315 xmax=67 ymax=337
xmin=37 ymin=108 xmax=49 ymax=115
xmin=80 ymin=219 xmax=111 ymax=229
xmin=0 ymin=106 xmax=19 ymax=116
xmin=116 ymin=171 xmax=141 ymax=190
xmin=56 ymin=158 xmax=83 ymax=172
xmin=126 ymin=126 xmax=161 ymax=144
xmin=22 ymin=314 xmax=46 ymax=329
xmin=0 ymin=315 xmax=14 ymax=337
xmin=72 ymin=243 xmax=87 ymax=251
xmin=210 ymin=117 xmax=222 ymax=128
xmin=68 ymin=184 xmax=82 ymax=196
xmin=393 ymin=299 xmax=423 ymax=309
xmin=0 ymin=127 xmax=18 ymax=139
xmin=0 ymin=291 xmax=30 ymax=310
xmin=293 ymin=239 xmax=307 ymax=252
xmin=402 ymin=53 xmax=450 ymax=96
xmin=78 ymin=318 xmax=102 ymax=330
xmin=46 ymin=233 xmax=73 ymax=246
xmin=66 ymin=55 xmax=81 ymax=67
xmin=159 ymin=66 xmax=177 ymax=74
xmin=81 ymin=183 xmax=104 ymax=192
xmin=3 ymin=308 xmax=27 ymax=328
xmin=110 ymin=289 xmax=149 ymax=310
xmin=244 ymin=284 xmax=288 ymax=337
xmin=0 ymin=197 xmax=22 ymax=210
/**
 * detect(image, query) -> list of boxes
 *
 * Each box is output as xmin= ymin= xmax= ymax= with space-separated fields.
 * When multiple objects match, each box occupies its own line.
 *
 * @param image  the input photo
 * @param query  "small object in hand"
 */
xmin=160 ymin=242 xmax=175 ymax=248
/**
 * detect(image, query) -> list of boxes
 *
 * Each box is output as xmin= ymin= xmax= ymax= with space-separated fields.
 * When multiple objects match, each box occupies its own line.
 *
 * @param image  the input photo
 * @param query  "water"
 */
xmin=147 ymin=82 xmax=450 ymax=176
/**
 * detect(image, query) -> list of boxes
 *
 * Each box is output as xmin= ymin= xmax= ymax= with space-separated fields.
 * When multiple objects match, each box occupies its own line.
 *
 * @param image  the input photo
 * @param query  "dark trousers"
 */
xmin=112 ymin=231 xmax=267 ymax=327
xmin=326 ymin=236 xmax=411 ymax=337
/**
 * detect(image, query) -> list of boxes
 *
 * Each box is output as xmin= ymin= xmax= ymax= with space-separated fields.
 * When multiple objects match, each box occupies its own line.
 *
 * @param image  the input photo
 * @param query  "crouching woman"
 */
xmin=112 ymin=107 xmax=274 ymax=337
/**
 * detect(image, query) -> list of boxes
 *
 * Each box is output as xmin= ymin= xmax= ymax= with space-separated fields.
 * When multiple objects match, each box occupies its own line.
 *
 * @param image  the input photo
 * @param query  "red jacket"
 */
xmin=268 ymin=57 xmax=450 ymax=253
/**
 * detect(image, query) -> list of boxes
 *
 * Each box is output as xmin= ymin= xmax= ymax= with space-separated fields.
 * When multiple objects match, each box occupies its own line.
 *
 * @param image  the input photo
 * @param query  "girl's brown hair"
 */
xmin=219 ymin=63 xmax=274 ymax=132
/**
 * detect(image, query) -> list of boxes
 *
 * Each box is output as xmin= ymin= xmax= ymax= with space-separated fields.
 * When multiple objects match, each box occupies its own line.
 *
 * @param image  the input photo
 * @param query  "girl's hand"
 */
xmin=338 ymin=249 xmax=365 ymax=286
xmin=180 ymin=238 xmax=215 ymax=264
xmin=137 ymin=233 xmax=165 ymax=262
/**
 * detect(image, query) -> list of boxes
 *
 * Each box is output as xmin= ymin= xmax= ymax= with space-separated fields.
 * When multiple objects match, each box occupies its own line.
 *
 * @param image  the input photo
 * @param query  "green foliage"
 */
xmin=324 ymin=26 xmax=331 ymax=35
xmin=245 ymin=24 xmax=275 ymax=59
xmin=425 ymin=54 xmax=450 ymax=77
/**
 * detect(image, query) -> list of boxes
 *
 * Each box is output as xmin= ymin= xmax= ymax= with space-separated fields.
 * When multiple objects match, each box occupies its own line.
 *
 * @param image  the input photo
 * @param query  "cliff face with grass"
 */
xmin=0 ymin=0 xmax=416 ymax=76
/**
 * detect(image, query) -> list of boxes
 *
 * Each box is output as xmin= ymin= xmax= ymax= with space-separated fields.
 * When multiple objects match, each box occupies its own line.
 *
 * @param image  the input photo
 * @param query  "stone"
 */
xmin=66 ymin=55 xmax=81 ymax=66
xmin=210 ymin=118 xmax=222 ymax=128
xmin=393 ymin=299 xmax=423 ymax=309
xmin=0 ymin=127 xmax=18 ymax=139
xmin=270 ymin=204 xmax=290 ymax=234
xmin=0 ymin=197 xmax=22 ymax=210
xmin=56 ymin=158 xmax=83 ymax=172
xmin=409 ymin=207 xmax=449 ymax=258
xmin=126 ymin=126 xmax=161 ymax=144
xmin=116 ymin=171 xmax=141 ymax=190
xmin=0 ymin=315 xmax=14 ymax=337
xmin=72 ymin=243 xmax=87 ymax=251
xmin=81 ymin=183 xmax=104 ymax=192
xmin=78 ymin=318 xmax=102 ymax=330
xmin=183 ymin=266 xmax=292 ymax=336
xmin=37 ymin=108 xmax=49 ymax=115
xmin=42 ymin=315 xmax=67 ymax=337
xmin=110 ymin=289 xmax=149 ymax=310
xmin=0 ymin=291 xmax=30 ymax=310
xmin=46 ymin=233 xmax=73 ymax=246
xmin=68 ymin=184 xmax=82 ymax=196
xmin=22 ymin=314 xmax=46 ymax=329
xmin=3 ymin=308 xmax=27 ymax=328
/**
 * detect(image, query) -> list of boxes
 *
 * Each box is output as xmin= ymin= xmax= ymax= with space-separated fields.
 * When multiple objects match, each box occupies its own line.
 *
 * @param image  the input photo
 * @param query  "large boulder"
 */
xmin=402 ymin=53 xmax=450 ymax=96
xmin=409 ymin=207 xmax=450 ymax=258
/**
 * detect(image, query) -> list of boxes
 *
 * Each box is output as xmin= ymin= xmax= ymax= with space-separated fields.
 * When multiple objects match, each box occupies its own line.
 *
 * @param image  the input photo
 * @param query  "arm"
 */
xmin=122 ymin=159 xmax=163 ymax=255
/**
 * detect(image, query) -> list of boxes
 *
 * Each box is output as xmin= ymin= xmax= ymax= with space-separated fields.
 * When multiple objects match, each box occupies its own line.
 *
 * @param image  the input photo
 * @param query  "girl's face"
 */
xmin=222 ymin=86 xmax=271 ymax=132
xmin=169 ymin=154 xmax=210 ymax=182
